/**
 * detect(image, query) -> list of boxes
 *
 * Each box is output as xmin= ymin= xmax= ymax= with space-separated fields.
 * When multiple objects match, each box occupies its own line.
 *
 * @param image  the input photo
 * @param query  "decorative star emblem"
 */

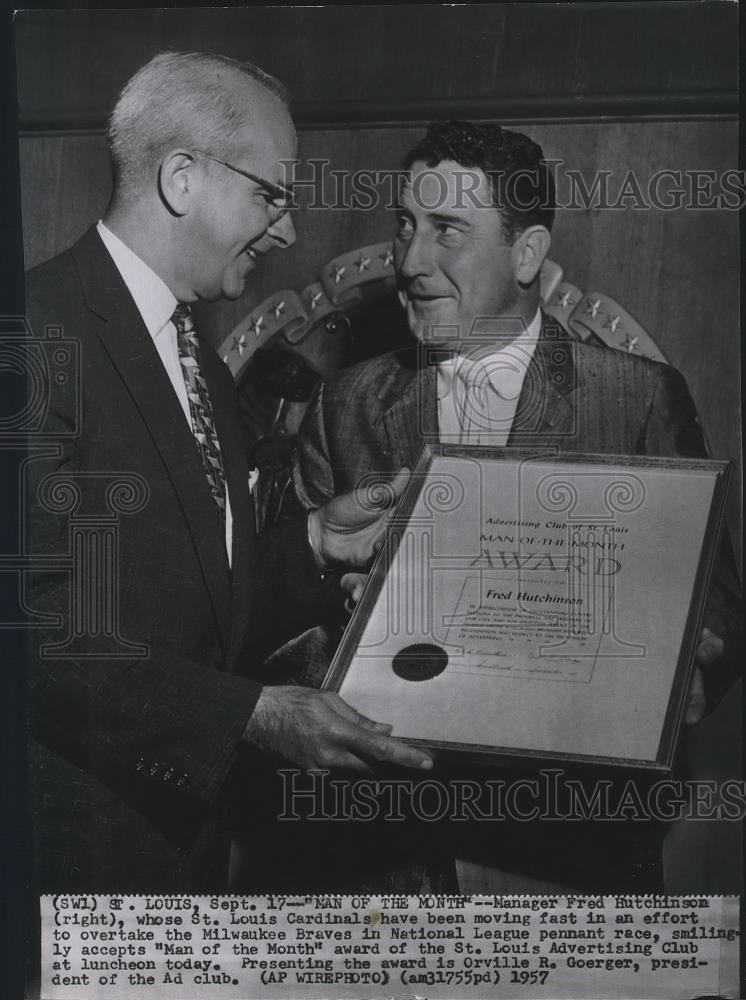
xmin=604 ymin=314 xmax=621 ymax=333
xmin=379 ymin=249 xmax=394 ymax=268
xmin=250 ymin=315 xmax=264 ymax=337
xmin=232 ymin=333 xmax=246 ymax=357
xmin=556 ymin=290 xmax=573 ymax=309
xmin=222 ymin=354 xmax=229 ymax=364
xmin=622 ymin=334 xmax=639 ymax=353
xmin=354 ymin=255 xmax=371 ymax=273
xmin=332 ymin=265 xmax=346 ymax=284
xmin=585 ymin=299 xmax=602 ymax=319
xmin=308 ymin=290 xmax=323 ymax=311
xmin=273 ymin=300 xmax=286 ymax=320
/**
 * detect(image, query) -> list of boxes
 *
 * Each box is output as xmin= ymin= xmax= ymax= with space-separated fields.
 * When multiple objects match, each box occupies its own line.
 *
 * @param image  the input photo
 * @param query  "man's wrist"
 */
xmin=307 ymin=511 xmax=331 ymax=575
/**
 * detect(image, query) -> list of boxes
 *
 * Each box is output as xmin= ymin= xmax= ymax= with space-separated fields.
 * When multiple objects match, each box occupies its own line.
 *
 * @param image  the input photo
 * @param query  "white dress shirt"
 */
xmin=437 ymin=308 xmax=542 ymax=446
xmin=97 ymin=221 xmax=234 ymax=565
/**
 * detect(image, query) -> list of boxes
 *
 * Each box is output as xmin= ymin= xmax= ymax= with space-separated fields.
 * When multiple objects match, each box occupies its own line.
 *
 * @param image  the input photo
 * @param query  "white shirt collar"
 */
xmin=438 ymin=308 xmax=543 ymax=400
xmin=96 ymin=221 xmax=178 ymax=341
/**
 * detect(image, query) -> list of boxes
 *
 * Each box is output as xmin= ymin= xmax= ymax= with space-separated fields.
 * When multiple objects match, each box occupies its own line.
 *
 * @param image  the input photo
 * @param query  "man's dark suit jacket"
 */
xmin=292 ymin=317 xmax=741 ymax=890
xmin=299 ymin=319 xmax=704 ymax=491
xmin=25 ymin=226 xmax=326 ymax=893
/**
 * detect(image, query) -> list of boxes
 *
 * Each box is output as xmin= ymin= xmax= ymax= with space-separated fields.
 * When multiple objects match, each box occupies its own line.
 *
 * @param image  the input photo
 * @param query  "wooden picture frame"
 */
xmin=324 ymin=446 xmax=730 ymax=772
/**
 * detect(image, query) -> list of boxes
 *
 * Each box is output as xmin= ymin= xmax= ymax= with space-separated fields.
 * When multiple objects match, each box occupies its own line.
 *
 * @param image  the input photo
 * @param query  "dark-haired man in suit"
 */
xmin=293 ymin=120 xmax=741 ymax=890
xmin=25 ymin=51 xmax=432 ymax=894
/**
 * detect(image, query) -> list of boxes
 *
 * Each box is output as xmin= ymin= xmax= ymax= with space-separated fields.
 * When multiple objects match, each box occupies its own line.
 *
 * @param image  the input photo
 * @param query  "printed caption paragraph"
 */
xmin=42 ymin=894 xmax=739 ymax=999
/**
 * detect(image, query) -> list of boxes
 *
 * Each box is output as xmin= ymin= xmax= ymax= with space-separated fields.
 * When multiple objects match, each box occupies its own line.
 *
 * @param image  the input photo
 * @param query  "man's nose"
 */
xmin=267 ymin=210 xmax=296 ymax=249
xmin=396 ymin=230 xmax=431 ymax=281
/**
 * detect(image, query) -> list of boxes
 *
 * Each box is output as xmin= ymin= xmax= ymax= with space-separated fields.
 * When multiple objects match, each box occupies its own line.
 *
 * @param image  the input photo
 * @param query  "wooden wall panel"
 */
xmin=15 ymin=4 xmax=737 ymax=130
xmin=19 ymin=135 xmax=111 ymax=273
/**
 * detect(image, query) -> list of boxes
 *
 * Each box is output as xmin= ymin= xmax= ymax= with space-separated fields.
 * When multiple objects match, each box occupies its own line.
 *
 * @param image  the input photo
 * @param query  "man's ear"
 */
xmin=514 ymin=226 xmax=551 ymax=285
xmin=158 ymin=150 xmax=197 ymax=217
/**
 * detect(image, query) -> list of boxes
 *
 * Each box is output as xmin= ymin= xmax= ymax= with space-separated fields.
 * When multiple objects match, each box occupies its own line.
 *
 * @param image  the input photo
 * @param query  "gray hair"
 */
xmin=107 ymin=51 xmax=289 ymax=197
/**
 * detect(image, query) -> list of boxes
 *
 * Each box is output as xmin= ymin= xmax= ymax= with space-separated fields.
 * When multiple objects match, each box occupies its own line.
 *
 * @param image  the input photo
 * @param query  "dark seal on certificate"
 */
xmin=392 ymin=643 xmax=448 ymax=681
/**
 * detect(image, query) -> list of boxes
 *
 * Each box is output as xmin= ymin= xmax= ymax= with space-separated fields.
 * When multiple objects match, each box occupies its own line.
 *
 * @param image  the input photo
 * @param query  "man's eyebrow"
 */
xmin=394 ymin=204 xmax=468 ymax=226
xmin=428 ymin=212 xmax=469 ymax=227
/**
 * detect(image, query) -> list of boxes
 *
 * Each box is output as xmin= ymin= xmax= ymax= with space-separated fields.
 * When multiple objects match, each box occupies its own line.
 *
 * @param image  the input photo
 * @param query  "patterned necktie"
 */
xmin=172 ymin=303 xmax=227 ymax=521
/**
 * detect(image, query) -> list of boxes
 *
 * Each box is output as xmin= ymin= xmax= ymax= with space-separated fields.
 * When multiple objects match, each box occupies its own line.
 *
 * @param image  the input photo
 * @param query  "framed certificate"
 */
xmin=323 ymin=447 xmax=731 ymax=771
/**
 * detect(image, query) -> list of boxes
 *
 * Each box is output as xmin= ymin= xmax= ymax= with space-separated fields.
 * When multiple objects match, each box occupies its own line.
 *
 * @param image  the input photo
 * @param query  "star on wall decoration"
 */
xmin=332 ymin=265 xmax=346 ymax=284
xmin=250 ymin=315 xmax=264 ymax=337
xmin=273 ymin=301 xmax=286 ymax=320
xmin=604 ymin=314 xmax=621 ymax=333
xmin=379 ymin=249 xmax=394 ymax=268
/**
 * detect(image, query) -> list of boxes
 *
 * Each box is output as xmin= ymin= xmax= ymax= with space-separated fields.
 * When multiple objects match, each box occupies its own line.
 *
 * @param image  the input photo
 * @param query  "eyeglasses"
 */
xmin=193 ymin=150 xmax=296 ymax=218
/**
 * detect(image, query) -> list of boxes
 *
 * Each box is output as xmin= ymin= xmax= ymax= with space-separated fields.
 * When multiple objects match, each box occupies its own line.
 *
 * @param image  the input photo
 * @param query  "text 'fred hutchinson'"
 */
xmin=485 ymin=590 xmax=584 ymax=605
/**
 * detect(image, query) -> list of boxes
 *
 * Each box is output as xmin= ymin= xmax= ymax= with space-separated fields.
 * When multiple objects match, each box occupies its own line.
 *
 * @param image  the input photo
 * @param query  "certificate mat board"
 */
xmin=324 ymin=448 xmax=730 ymax=770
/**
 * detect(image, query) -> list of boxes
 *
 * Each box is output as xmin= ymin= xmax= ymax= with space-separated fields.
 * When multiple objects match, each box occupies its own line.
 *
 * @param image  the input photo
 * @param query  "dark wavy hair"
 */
xmin=403 ymin=120 xmax=556 ymax=242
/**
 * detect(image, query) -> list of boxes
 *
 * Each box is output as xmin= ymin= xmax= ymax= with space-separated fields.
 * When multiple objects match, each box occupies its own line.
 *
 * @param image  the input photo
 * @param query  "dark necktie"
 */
xmin=172 ymin=303 xmax=227 ymax=521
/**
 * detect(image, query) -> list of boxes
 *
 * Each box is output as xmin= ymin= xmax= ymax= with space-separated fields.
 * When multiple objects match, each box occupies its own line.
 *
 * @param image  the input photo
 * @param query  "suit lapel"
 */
xmin=199 ymin=345 xmax=256 ymax=664
xmin=71 ymin=227 xmax=232 ymax=652
xmin=508 ymin=319 xmax=581 ymax=446
xmin=382 ymin=362 xmax=437 ymax=470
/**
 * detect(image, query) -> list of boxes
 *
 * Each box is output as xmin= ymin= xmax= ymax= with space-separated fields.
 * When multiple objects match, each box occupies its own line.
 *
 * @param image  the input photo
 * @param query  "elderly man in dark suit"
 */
xmin=293 ymin=121 xmax=741 ymax=890
xmin=25 ymin=51 xmax=432 ymax=894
